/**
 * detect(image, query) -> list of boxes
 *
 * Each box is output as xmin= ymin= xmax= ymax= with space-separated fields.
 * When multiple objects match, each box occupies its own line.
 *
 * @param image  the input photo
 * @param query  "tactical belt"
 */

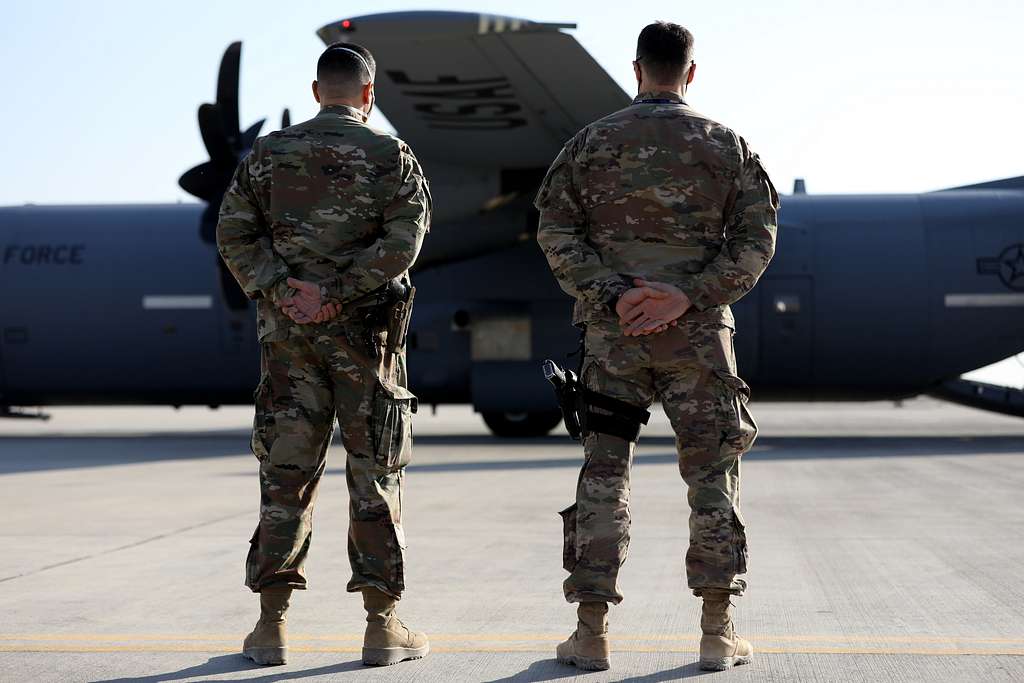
xmin=348 ymin=280 xmax=409 ymax=311
xmin=579 ymin=388 xmax=651 ymax=442
xmin=346 ymin=280 xmax=415 ymax=355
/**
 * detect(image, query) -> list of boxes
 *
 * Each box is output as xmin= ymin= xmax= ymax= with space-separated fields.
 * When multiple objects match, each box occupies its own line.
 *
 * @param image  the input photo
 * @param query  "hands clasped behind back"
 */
xmin=616 ymin=278 xmax=693 ymax=337
xmin=278 ymin=277 xmax=343 ymax=325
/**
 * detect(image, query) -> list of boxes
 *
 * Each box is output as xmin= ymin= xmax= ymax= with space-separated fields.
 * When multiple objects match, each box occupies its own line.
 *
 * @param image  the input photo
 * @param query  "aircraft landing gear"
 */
xmin=482 ymin=410 xmax=562 ymax=438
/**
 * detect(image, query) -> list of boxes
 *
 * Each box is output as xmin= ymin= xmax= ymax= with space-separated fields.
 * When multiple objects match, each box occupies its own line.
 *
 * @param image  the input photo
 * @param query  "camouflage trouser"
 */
xmin=245 ymin=324 xmax=416 ymax=599
xmin=562 ymin=319 xmax=758 ymax=604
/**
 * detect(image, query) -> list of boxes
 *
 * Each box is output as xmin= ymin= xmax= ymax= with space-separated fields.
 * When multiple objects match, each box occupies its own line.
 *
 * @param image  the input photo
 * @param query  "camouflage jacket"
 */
xmin=216 ymin=105 xmax=431 ymax=341
xmin=535 ymin=90 xmax=778 ymax=329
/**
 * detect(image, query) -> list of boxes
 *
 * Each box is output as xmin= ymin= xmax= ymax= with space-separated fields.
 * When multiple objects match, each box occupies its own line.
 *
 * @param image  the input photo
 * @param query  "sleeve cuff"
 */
xmin=262 ymin=278 xmax=293 ymax=304
xmin=598 ymin=277 xmax=632 ymax=315
xmin=316 ymin=276 xmax=337 ymax=304
xmin=685 ymin=281 xmax=717 ymax=312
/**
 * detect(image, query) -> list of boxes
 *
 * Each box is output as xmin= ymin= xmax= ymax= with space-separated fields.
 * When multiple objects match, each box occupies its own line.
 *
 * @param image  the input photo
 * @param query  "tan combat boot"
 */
xmin=242 ymin=586 xmax=290 ymax=665
xmin=699 ymin=591 xmax=753 ymax=671
xmin=361 ymin=588 xmax=430 ymax=666
xmin=556 ymin=601 xmax=611 ymax=671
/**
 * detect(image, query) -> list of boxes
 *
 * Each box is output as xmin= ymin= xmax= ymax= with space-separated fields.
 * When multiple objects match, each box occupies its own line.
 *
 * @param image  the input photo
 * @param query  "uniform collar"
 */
xmin=632 ymin=90 xmax=687 ymax=105
xmin=316 ymin=104 xmax=366 ymax=122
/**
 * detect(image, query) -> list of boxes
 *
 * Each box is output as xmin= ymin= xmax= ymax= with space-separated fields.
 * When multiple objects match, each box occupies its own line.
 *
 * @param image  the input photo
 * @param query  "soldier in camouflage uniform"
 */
xmin=216 ymin=43 xmax=432 ymax=668
xmin=535 ymin=22 xmax=778 ymax=672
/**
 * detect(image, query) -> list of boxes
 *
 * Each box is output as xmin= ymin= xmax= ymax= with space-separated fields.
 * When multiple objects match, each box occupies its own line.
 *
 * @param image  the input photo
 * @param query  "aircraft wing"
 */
xmin=317 ymin=12 xmax=630 ymax=169
xmin=941 ymin=175 xmax=1024 ymax=192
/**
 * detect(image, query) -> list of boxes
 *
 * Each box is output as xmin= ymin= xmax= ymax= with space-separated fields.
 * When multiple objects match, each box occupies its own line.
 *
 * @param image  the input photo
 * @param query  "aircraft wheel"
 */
xmin=481 ymin=410 xmax=563 ymax=438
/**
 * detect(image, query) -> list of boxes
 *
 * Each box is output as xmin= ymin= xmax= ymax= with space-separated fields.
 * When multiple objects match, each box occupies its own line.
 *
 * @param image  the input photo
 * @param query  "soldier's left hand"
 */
xmin=279 ymin=278 xmax=325 ymax=322
xmin=623 ymin=316 xmax=678 ymax=336
xmin=618 ymin=286 xmax=670 ymax=336
xmin=316 ymin=302 xmax=343 ymax=322
xmin=281 ymin=301 xmax=342 ymax=325
xmin=621 ymin=279 xmax=692 ymax=336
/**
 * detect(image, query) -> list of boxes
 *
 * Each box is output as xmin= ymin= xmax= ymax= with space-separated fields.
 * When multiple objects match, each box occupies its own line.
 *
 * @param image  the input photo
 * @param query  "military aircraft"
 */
xmin=1 ymin=10 xmax=1023 ymax=436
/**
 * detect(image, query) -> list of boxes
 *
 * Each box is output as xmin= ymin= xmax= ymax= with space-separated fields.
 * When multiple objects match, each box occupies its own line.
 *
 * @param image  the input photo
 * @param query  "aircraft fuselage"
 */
xmin=1 ymin=189 xmax=1022 ymax=414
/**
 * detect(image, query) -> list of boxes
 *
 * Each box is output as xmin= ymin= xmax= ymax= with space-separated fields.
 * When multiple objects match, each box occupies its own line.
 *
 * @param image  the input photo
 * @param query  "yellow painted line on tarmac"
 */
xmin=2 ymin=644 xmax=1024 ymax=656
xmin=755 ymin=646 xmax=1024 ymax=656
xmin=2 ymin=633 xmax=1024 ymax=657
xmin=616 ymin=634 xmax=1024 ymax=646
xmin=0 ymin=634 xmax=244 ymax=642
xmin=0 ymin=645 xmax=243 ymax=654
xmin=4 ymin=633 xmax=1024 ymax=645
xmin=745 ymin=634 xmax=1024 ymax=645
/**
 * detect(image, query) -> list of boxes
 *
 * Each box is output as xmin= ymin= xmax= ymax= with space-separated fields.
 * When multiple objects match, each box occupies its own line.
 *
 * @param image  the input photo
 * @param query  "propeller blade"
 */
xmin=178 ymin=161 xmax=227 ymax=203
xmin=281 ymin=108 xmax=291 ymax=128
xmin=197 ymin=103 xmax=236 ymax=169
xmin=242 ymin=119 xmax=265 ymax=150
xmin=216 ymin=41 xmax=242 ymax=147
xmin=178 ymin=41 xmax=289 ymax=207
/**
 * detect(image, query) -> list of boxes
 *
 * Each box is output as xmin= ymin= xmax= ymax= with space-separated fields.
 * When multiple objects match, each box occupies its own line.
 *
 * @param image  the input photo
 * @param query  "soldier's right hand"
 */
xmin=279 ymin=278 xmax=325 ymax=322
xmin=281 ymin=301 xmax=342 ymax=325
xmin=616 ymin=286 xmax=675 ymax=336
xmin=620 ymin=279 xmax=691 ymax=336
xmin=317 ymin=303 xmax=343 ymax=322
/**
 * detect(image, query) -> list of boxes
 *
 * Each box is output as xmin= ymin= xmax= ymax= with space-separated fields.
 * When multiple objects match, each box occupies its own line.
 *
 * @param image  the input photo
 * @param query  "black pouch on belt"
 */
xmin=385 ymin=284 xmax=416 ymax=354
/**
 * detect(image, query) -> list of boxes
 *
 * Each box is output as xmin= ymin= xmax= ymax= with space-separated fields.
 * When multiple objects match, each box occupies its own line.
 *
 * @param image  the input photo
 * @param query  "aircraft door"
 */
xmin=758 ymin=276 xmax=814 ymax=386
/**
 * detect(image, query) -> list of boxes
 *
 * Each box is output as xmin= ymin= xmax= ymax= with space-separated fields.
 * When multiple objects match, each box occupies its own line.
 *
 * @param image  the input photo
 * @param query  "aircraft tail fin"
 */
xmin=941 ymin=175 xmax=1024 ymax=191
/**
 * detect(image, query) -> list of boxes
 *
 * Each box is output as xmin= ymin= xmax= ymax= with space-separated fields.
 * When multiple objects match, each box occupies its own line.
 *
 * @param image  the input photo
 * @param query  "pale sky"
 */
xmin=2 ymin=0 xmax=1022 ymax=385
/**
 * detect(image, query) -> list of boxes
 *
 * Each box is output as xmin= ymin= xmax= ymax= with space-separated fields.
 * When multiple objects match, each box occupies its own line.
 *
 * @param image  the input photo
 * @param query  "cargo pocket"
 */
xmin=250 ymin=375 xmax=273 ymax=462
xmin=245 ymin=525 xmax=261 ymax=591
xmin=349 ymin=519 xmax=407 ymax=594
xmin=713 ymin=370 xmax=759 ymax=453
xmin=733 ymin=510 xmax=749 ymax=574
xmin=560 ymin=503 xmax=579 ymax=572
xmin=372 ymin=380 xmax=418 ymax=473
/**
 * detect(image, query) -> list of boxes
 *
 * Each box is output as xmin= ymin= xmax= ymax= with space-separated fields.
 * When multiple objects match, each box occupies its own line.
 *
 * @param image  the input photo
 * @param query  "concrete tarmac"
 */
xmin=1 ymin=398 xmax=1023 ymax=682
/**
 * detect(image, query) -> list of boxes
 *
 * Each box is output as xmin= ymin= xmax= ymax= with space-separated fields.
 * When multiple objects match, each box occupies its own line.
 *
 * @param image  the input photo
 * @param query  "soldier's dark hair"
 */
xmin=635 ymin=22 xmax=694 ymax=85
xmin=317 ymin=42 xmax=377 ymax=97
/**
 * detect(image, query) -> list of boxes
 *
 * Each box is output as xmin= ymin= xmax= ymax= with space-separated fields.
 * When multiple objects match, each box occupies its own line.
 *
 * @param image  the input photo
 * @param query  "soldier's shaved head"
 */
xmin=635 ymin=22 xmax=695 ymax=87
xmin=316 ymin=42 xmax=376 ymax=99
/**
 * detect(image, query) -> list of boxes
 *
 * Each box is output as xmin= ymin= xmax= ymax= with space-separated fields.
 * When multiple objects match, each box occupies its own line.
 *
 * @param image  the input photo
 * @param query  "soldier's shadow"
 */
xmin=615 ymin=663 xmax=715 ymax=681
xmin=484 ymin=659 xmax=711 ymax=682
xmin=90 ymin=654 xmax=366 ymax=683
xmin=481 ymin=659 xmax=582 ymax=683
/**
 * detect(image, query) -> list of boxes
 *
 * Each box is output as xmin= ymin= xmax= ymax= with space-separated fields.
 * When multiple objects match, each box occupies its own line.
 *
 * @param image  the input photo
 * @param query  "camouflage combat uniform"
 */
xmin=535 ymin=90 xmax=778 ymax=603
xmin=217 ymin=105 xmax=431 ymax=599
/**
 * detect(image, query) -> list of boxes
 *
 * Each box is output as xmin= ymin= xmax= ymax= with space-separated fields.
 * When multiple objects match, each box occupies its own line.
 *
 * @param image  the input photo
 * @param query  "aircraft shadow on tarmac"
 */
xmin=0 ymin=434 xmax=1022 ymax=475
